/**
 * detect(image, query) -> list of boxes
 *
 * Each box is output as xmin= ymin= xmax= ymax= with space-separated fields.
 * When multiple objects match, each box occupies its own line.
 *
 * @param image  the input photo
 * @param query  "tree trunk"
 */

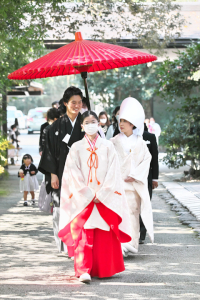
xmin=1 ymin=87 xmax=8 ymax=168
xmin=141 ymin=99 xmax=153 ymax=118
xmin=2 ymin=88 xmax=7 ymax=137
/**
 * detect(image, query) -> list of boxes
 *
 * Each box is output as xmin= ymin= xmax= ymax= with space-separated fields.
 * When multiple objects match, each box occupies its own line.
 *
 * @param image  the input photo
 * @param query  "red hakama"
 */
xmin=58 ymin=201 xmax=131 ymax=278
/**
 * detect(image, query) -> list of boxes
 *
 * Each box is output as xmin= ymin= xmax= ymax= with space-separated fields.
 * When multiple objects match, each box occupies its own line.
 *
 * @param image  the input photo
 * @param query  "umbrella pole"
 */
xmin=81 ymin=72 xmax=91 ymax=110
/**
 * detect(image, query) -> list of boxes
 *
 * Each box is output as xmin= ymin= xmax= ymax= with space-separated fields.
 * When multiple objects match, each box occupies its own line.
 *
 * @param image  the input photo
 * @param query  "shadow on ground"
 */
xmin=0 ymin=180 xmax=200 ymax=299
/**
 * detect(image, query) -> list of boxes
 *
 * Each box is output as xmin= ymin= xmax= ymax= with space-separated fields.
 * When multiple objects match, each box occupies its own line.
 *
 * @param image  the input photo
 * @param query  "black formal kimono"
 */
xmin=40 ymin=124 xmax=51 ymax=153
xmin=39 ymin=122 xmax=49 ymax=153
xmin=38 ymin=113 xmax=84 ymax=205
xmin=39 ymin=123 xmax=52 ymax=195
xmin=38 ymin=113 xmax=84 ymax=253
xmin=140 ymin=129 xmax=159 ymax=241
xmin=142 ymin=131 xmax=159 ymax=198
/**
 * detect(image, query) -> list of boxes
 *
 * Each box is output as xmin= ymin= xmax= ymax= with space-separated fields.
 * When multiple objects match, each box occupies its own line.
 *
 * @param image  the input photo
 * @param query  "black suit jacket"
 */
xmin=39 ymin=122 xmax=49 ymax=152
xmin=143 ymin=131 xmax=159 ymax=187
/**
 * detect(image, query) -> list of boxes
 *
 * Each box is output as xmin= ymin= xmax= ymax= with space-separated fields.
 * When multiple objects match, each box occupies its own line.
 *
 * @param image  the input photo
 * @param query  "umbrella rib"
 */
xmin=85 ymin=42 xmax=127 ymax=70
xmin=82 ymin=40 xmax=105 ymax=65
xmin=81 ymin=42 xmax=95 ymax=68
xmin=105 ymin=43 xmax=132 ymax=61
xmin=70 ymin=41 xmax=79 ymax=67
xmin=28 ymin=49 xmax=57 ymax=74
xmin=106 ymin=42 xmax=140 ymax=61
xmin=47 ymin=41 xmax=77 ymax=76
xmin=32 ymin=42 xmax=76 ymax=76
xmin=48 ymin=43 xmax=74 ymax=73
xmin=37 ymin=43 xmax=74 ymax=74
xmin=88 ymin=42 xmax=121 ymax=62
xmin=80 ymin=42 xmax=91 ymax=66
xmin=60 ymin=42 xmax=78 ymax=75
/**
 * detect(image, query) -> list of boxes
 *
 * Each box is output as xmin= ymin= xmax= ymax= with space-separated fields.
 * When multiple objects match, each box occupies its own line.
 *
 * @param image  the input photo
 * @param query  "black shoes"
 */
xmin=139 ymin=239 xmax=145 ymax=244
xmin=23 ymin=201 xmax=35 ymax=206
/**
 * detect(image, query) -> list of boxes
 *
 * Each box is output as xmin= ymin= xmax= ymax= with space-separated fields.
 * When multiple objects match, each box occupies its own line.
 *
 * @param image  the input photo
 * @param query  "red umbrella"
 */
xmin=8 ymin=32 xmax=157 ymax=108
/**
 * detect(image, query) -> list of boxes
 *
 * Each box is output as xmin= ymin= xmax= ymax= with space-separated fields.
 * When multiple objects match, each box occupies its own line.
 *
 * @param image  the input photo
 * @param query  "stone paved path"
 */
xmin=162 ymin=182 xmax=200 ymax=221
xmin=1 ymin=171 xmax=200 ymax=299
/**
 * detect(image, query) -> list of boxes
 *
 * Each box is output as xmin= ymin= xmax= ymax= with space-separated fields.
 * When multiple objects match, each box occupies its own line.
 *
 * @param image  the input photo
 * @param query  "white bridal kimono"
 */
xmin=59 ymin=135 xmax=132 ymax=246
xmin=111 ymin=133 xmax=154 ymax=250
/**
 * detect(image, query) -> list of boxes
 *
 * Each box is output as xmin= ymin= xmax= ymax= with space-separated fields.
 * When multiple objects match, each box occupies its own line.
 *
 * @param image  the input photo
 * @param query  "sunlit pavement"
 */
xmin=1 ymin=132 xmax=200 ymax=299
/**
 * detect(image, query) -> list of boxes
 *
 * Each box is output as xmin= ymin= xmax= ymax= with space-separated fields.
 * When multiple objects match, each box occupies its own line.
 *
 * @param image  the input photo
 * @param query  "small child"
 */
xmin=18 ymin=154 xmax=39 ymax=206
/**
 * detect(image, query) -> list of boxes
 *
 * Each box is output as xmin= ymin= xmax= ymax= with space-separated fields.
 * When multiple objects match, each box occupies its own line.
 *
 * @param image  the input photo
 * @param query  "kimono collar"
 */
xmin=68 ymin=116 xmax=78 ymax=128
xmin=25 ymin=164 xmax=31 ymax=170
xmin=120 ymin=133 xmax=137 ymax=155
xmin=85 ymin=134 xmax=99 ymax=151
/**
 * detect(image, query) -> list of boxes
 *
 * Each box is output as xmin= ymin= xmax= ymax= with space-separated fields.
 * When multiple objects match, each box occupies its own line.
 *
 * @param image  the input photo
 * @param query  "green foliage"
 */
xmin=0 ymin=0 xmax=68 ymax=133
xmin=157 ymin=42 xmax=200 ymax=169
xmin=0 ymin=0 xmax=67 ymax=92
xmin=0 ymin=137 xmax=9 ymax=174
xmin=61 ymin=0 xmax=185 ymax=55
xmin=0 ymin=0 xmax=186 ymax=93
xmin=0 ymin=0 xmax=186 ymax=136
xmin=0 ymin=0 xmax=186 ymax=94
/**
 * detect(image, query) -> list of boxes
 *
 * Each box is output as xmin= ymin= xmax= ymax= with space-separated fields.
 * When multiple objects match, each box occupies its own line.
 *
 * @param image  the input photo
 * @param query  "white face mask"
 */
xmin=150 ymin=120 xmax=155 ymax=125
xmin=100 ymin=118 xmax=107 ymax=124
xmin=80 ymin=108 xmax=88 ymax=114
xmin=83 ymin=123 xmax=99 ymax=135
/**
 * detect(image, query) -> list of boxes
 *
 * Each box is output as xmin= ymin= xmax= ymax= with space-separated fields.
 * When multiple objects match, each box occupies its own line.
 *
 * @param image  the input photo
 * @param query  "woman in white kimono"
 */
xmin=58 ymin=111 xmax=132 ymax=282
xmin=111 ymin=97 xmax=154 ymax=256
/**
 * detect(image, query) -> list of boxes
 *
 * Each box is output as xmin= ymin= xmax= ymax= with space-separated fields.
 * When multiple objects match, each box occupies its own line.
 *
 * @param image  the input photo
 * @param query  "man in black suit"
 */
xmin=139 ymin=123 xmax=159 ymax=243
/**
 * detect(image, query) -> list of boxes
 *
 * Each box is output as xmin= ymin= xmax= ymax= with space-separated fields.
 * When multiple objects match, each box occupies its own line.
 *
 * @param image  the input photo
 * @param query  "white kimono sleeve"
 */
xmin=129 ymin=141 xmax=151 ymax=185
xmin=62 ymin=144 xmax=96 ymax=204
xmin=96 ymin=143 xmax=126 ymax=214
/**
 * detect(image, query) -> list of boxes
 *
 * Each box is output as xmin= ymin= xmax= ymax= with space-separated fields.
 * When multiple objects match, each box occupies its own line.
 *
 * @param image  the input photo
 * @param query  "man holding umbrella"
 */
xmin=39 ymin=86 xmax=85 ymax=253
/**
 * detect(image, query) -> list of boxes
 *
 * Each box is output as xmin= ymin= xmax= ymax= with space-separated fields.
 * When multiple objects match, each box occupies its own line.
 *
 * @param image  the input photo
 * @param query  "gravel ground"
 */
xmin=0 ymin=173 xmax=200 ymax=300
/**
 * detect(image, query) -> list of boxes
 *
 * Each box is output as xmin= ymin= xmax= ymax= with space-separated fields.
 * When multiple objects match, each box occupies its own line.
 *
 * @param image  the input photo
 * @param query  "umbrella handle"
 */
xmin=81 ymin=72 xmax=91 ymax=110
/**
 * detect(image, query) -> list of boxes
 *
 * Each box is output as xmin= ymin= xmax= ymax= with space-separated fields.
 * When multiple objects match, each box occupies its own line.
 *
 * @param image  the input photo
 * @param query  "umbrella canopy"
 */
xmin=8 ymin=32 xmax=157 ymax=80
xmin=8 ymin=32 xmax=157 ymax=109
